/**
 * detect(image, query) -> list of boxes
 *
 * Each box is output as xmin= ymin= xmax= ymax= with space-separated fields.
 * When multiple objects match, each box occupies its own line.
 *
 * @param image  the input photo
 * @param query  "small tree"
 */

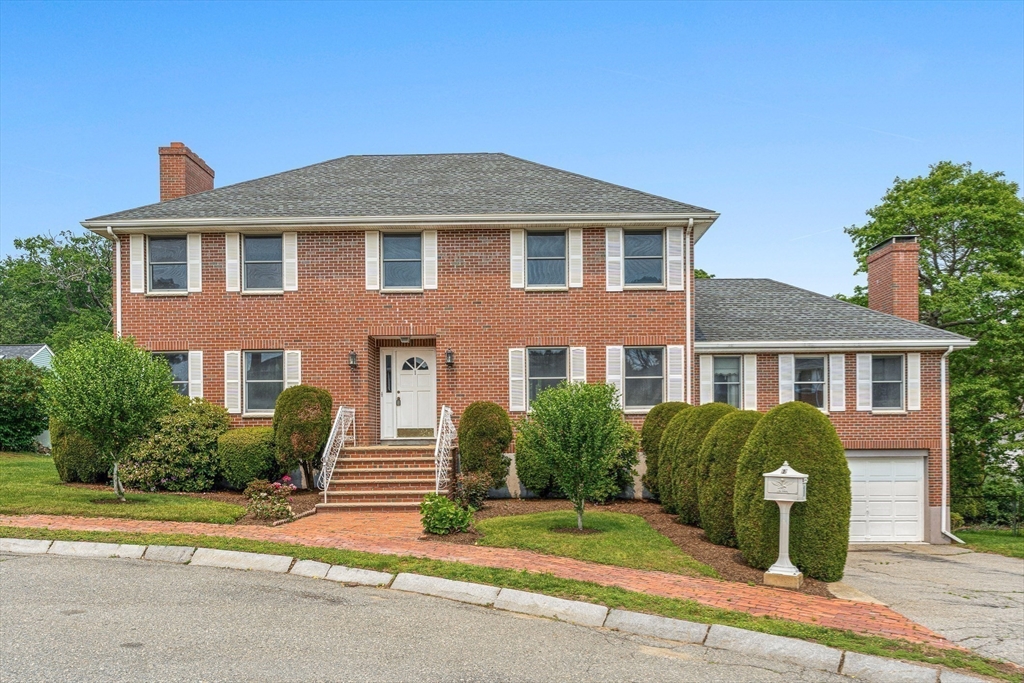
xmin=457 ymin=401 xmax=513 ymax=489
xmin=42 ymin=335 xmax=175 ymax=500
xmin=515 ymin=382 xmax=631 ymax=530
xmin=0 ymin=358 xmax=49 ymax=452
xmin=273 ymin=385 xmax=333 ymax=488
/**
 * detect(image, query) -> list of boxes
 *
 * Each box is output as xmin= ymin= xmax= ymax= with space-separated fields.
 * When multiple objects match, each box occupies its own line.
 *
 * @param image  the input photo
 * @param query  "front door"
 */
xmin=380 ymin=348 xmax=436 ymax=439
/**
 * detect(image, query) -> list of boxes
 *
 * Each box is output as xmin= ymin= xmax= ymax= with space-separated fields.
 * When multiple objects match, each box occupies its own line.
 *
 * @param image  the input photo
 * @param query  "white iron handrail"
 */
xmin=317 ymin=406 xmax=355 ymax=501
xmin=434 ymin=405 xmax=456 ymax=494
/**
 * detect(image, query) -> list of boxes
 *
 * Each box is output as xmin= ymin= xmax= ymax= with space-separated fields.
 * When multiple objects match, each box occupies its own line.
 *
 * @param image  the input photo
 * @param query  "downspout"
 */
xmin=106 ymin=226 xmax=122 ymax=338
xmin=940 ymin=344 xmax=963 ymax=543
xmin=685 ymin=217 xmax=694 ymax=404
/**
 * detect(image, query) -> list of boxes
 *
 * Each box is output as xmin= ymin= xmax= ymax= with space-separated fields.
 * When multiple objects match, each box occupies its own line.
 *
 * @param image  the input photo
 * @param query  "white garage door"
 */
xmin=848 ymin=456 xmax=924 ymax=543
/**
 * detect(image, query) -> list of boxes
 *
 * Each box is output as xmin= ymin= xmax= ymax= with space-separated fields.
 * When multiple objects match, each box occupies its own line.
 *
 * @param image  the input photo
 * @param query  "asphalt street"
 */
xmin=0 ymin=552 xmax=847 ymax=682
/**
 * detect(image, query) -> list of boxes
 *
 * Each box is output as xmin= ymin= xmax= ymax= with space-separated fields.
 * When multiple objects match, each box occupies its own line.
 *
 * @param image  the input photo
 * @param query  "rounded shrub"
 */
xmin=655 ymin=410 xmax=690 ymax=514
xmin=640 ymin=402 xmax=690 ymax=498
xmin=668 ymin=402 xmax=736 ymax=525
xmin=273 ymin=385 xmax=333 ymax=488
xmin=696 ymin=410 xmax=763 ymax=546
xmin=218 ymin=426 xmax=278 ymax=490
xmin=420 ymin=493 xmax=473 ymax=535
xmin=457 ymin=401 xmax=513 ymax=489
xmin=512 ymin=442 xmax=556 ymax=497
xmin=0 ymin=357 xmax=49 ymax=452
xmin=734 ymin=401 xmax=851 ymax=582
xmin=50 ymin=417 xmax=108 ymax=483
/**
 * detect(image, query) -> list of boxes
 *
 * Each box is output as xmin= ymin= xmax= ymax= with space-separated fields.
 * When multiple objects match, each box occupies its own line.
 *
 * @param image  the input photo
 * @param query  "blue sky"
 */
xmin=1 ymin=1 xmax=1021 ymax=296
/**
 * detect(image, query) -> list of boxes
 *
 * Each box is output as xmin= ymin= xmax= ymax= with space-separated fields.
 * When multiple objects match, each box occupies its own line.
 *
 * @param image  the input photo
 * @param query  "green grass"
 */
xmin=0 ymin=453 xmax=245 ymax=524
xmin=476 ymin=510 xmax=718 ymax=577
xmin=957 ymin=528 xmax=1024 ymax=559
xmin=1 ymin=525 xmax=1018 ymax=682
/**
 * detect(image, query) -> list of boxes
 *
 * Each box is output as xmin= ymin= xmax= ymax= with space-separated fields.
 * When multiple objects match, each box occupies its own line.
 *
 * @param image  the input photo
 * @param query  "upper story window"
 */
xmin=794 ymin=357 xmax=826 ymax=409
xmin=155 ymin=352 xmax=189 ymax=395
xmin=526 ymin=232 xmax=566 ymax=287
xmin=713 ymin=356 xmax=741 ymax=408
xmin=872 ymin=355 xmax=903 ymax=410
xmin=382 ymin=233 xmax=422 ymax=290
xmin=243 ymin=236 xmax=283 ymax=291
xmin=148 ymin=236 xmax=187 ymax=291
xmin=624 ymin=346 xmax=663 ymax=409
xmin=624 ymin=231 xmax=664 ymax=287
xmin=528 ymin=347 xmax=567 ymax=406
xmin=245 ymin=350 xmax=284 ymax=413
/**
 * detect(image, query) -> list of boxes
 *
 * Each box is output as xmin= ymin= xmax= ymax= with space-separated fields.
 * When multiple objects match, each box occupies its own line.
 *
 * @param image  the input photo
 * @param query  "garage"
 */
xmin=847 ymin=453 xmax=926 ymax=543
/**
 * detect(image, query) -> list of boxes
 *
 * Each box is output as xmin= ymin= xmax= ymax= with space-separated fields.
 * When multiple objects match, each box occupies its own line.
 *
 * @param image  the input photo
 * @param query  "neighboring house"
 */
xmin=0 ymin=344 xmax=54 ymax=448
xmin=81 ymin=143 xmax=972 ymax=543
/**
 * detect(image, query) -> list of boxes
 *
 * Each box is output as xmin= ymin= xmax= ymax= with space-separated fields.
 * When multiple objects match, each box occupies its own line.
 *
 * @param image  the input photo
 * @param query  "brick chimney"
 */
xmin=867 ymin=235 xmax=920 ymax=322
xmin=159 ymin=142 xmax=214 ymax=201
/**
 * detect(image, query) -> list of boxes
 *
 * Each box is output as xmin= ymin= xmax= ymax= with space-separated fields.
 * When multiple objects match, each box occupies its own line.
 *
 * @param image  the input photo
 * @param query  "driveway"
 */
xmin=842 ymin=544 xmax=1024 ymax=666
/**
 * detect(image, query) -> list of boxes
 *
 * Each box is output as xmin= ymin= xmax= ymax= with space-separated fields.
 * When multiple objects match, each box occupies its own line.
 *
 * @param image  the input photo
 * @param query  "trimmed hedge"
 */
xmin=655 ymin=410 xmax=690 ymax=514
xmin=50 ymin=417 xmax=108 ymax=483
xmin=668 ymin=402 xmax=737 ymax=525
xmin=640 ymin=402 xmax=690 ymax=498
xmin=457 ymin=401 xmax=513 ymax=489
xmin=0 ymin=358 xmax=48 ymax=452
xmin=696 ymin=410 xmax=763 ymax=546
xmin=273 ymin=385 xmax=333 ymax=488
xmin=734 ymin=401 xmax=851 ymax=582
xmin=218 ymin=427 xmax=278 ymax=490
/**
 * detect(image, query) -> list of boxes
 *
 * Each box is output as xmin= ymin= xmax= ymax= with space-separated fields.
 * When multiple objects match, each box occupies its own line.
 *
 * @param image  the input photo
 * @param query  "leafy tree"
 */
xmin=42 ymin=335 xmax=175 ymax=500
xmin=694 ymin=269 xmax=715 ymax=279
xmin=0 ymin=358 xmax=49 ymax=451
xmin=515 ymin=382 xmax=632 ymax=530
xmin=843 ymin=162 xmax=1024 ymax=520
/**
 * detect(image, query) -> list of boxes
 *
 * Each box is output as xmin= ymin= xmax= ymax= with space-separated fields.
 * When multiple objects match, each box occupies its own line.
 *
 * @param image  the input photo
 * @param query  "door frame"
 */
xmin=379 ymin=347 xmax=437 ymax=440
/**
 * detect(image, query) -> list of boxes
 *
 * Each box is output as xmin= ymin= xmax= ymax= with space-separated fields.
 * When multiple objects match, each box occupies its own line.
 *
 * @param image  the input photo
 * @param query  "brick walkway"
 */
xmin=0 ymin=513 xmax=951 ymax=648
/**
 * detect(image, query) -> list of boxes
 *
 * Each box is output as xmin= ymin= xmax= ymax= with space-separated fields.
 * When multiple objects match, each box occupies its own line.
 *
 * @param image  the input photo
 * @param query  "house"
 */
xmin=82 ymin=143 xmax=972 ymax=543
xmin=0 ymin=344 xmax=55 ymax=448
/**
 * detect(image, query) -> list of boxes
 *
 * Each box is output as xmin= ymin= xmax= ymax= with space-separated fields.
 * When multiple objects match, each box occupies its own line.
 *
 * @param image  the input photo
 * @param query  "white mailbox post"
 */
xmin=763 ymin=461 xmax=808 ymax=589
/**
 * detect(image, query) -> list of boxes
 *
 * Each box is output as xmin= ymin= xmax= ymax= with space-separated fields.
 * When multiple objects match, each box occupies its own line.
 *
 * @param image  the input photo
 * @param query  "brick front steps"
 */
xmin=318 ymin=446 xmax=436 ymax=513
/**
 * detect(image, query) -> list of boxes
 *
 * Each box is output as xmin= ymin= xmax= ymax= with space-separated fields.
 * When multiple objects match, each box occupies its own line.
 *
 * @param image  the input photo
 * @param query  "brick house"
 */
xmin=82 ymin=144 xmax=972 ymax=543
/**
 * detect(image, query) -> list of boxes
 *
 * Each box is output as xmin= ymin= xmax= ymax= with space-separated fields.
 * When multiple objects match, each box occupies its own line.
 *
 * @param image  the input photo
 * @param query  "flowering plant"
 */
xmin=244 ymin=478 xmax=297 ymax=520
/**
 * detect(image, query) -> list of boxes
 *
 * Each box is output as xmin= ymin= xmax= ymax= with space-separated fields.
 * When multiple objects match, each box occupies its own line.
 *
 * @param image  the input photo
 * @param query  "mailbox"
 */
xmin=763 ymin=461 xmax=807 ymax=503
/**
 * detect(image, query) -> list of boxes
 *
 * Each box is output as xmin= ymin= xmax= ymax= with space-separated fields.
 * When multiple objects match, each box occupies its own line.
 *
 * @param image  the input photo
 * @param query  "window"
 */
xmin=624 ymin=347 xmax=663 ymax=409
xmin=624 ymin=231 xmax=663 ymax=286
xmin=526 ymin=232 xmax=566 ymax=287
xmin=713 ymin=356 xmax=741 ymax=407
xmin=794 ymin=357 xmax=826 ymax=409
xmin=243 ymin=235 xmax=283 ymax=291
xmin=244 ymin=351 xmax=284 ymax=412
xmin=527 ymin=348 xmax=567 ymax=405
xmin=382 ymin=233 xmax=422 ymax=289
xmin=402 ymin=356 xmax=429 ymax=371
xmin=872 ymin=355 xmax=903 ymax=410
xmin=148 ymin=237 xmax=187 ymax=291
xmin=155 ymin=352 xmax=189 ymax=395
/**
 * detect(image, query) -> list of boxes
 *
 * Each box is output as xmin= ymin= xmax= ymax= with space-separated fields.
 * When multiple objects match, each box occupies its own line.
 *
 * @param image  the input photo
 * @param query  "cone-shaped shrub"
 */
xmin=640 ymin=402 xmax=690 ymax=498
xmin=734 ymin=401 xmax=851 ymax=582
xmin=273 ymin=385 xmax=333 ymax=489
xmin=669 ymin=402 xmax=736 ymax=525
xmin=697 ymin=410 xmax=762 ymax=546
xmin=457 ymin=401 xmax=513 ymax=489
xmin=655 ymin=410 xmax=690 ymax=514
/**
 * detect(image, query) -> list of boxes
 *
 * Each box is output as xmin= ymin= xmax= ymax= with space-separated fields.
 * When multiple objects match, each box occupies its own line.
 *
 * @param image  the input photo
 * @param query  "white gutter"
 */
xmin=106 ymin=226 xmax=122 ymax=337
xmin=694 ymin=339 xmax=975 ymax=352
xmin=685 ymin=217 xmax=694 ymax=403
xmin=940 ymin=344 xmax=964 ymax=543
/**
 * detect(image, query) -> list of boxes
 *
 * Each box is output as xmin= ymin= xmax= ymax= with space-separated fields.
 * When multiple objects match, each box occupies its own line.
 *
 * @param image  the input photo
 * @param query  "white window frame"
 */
xmin=712 ymin=355 xmax=743 ymax=408
xmin=526 ymin=347 xmax=568 ymax=408
xmin=242 ymin=234 xmax=284 ymax=293
xmin=147 ymin=235 xmax=189 ymax=295
xmin=155 ymin=351 xmax=190 ymax=395
xmin=243 ymin=349 xmax=285 ymax=416
xmin=793 ymin=355 xmax=828 ymax=412
xmin=525 ymin=231 xmax=568 ymax=290
xmin=871 ymin=354 xmax=905 ymax=412
xmin=623 ymin=346 xmax=665 ymax=411
xmin=623 ymin=229 xmax=666 ymax=289
xmin=380 ymin=231 xmax=427 ymax=292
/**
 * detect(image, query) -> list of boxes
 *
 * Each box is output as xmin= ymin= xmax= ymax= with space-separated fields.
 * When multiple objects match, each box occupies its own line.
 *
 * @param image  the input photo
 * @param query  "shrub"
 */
xmin=0 ymin=358 xmax=49 ymax=452
xmin=452 ymin=471 xmax=491 ymax=510
xmin=734 ymin=401 xmax=851 ymax=582
xmin=696 ymin=410 xmax=763 ymax=546
xmin=457 ymin=401 xmax=513 ymax=489
xmin=244 ymin=478 xmax=297 ymax=520
xmin=119 ymin=396 xmax=231 ymax=492
xmin=640 ymin=402 xmax=690 ymax=498
xmin=50 ymin=417 xmax=108 ymax=483
xmin=667 ymin=403 xmax=736 ymax=524
xmin=513 ymin=439 xmax=556 ymax=497
xmin=420 ymin=493 xmax=473 ymax=535
xmin=218 ymin=426 xmax=278 ymax=490
xmin=655 ymin=411 xmax=690 ymax=514
xmin=273 ymin=385 xmax=333 ymax=489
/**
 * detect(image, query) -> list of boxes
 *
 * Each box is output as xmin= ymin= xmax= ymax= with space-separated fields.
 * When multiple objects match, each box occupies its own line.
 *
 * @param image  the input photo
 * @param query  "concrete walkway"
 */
xmin=843 ymin=544 xmax=1024 ymax=666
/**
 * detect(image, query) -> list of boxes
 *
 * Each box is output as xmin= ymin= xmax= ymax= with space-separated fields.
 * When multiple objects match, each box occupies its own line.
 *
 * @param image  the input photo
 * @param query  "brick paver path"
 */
xmin=0 ymin=513 xmax=951 ymax=648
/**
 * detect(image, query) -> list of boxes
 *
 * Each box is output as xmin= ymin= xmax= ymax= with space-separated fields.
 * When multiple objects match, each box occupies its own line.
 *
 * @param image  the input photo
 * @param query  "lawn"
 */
xmin=475 ymin=510 xmax=719 ymax=577
xmin=957 ymin=528 xmax=1024 ymax=559
xmin=0 ymin=453 xmax=245 ymax=524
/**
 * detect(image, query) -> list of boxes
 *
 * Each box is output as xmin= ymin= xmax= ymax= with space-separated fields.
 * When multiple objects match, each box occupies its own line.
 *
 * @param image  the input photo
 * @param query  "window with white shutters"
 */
xmin=148 ymin=236 xmax=188 ymax=292
xmin=154 ymin=352 xmax=189 ymax=395
xmin=187 ymin=233 xmax=203 ymax=292
xmin=605 ymin=229 xmax=623 ymax=292
xmin=225 ymin=234 xmax=240 ymax=292
xmin=365 ymin=231 xmax=380 ymax=290
xmin=743 ymin=355 xmax=758 ymax=410
xmin=282 ymin=232 xmax=298 ymax=291
xmin=778 ymin=354 xmax=795 ymax=404
xmin=570 ymin=347 xmax=587 ymax=383
xmin=243 ymin=235 xmax=283 ymax=291
xmin=606 ymin=346 xmax=624 ymax=406
xmin=508 ymin=348 xmax=526 ymax=412
xmin=624 ymin=347 xmax=664 ymax=409
xmin=527 ymin=348 xmax=567 ymax=406
xmin=224 ymin=351 xmax=241 ymax=414
xmin=129 ymin=235 xmax=145 ymax=293
xmin=829 ymin=354 xmax=846 ymax=412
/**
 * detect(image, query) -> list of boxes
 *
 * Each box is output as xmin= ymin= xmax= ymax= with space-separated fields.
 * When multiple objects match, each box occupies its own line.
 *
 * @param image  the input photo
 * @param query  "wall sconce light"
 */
xmin=445 ymin=348 xmax=455 ymax=367
xmin=399 ymin=336 xmax=411 ymax=345
xmin=348 ymin=351 xmax=358 ymax=368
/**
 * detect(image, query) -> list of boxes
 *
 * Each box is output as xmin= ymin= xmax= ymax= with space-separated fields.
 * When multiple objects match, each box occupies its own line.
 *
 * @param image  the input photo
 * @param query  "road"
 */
xmin=0 ymin=552 xmax=846 ymax=682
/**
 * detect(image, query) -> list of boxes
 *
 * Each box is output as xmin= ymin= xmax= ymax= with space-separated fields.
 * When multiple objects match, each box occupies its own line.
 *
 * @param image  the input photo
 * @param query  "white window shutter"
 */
xmin=907 ymin=353 xmax=921 ymax=411
xmin=856 ymin=353 xmax=872 ymax=411
xmin=570 ymin=347 xmax=587 ymax=383
xmin=829 ymin=354 xmax=846 ymax=412
xmin=365 ymin=231 xmax=380 ymax=290
xmin=699 ymin=355 xmax=713 ymax=404
xmin=187 ymin=351 xmax=203 ymax=399
xmin=605 ymin=228 xmax=623 ymax=292
xmin=568 ymin=228 xmax=583 ymax=288
xmin=284 ymin=350 xmax=302 ymax=388
xmin=282 ymin=232 xmax=298 ymax=291
xmin=743 ymin=355 xmax=758 ymax=410
xmin=778 ymin=354 xmax=795 ymax=404
xmin=187 ymin=233 xmax=202 ymax=292
xmin=667 ymin=345 xmax=685 ymax=402
xmin=224 ymin=351 xmax=241 ymax=414
xmin=509 ymin=229 xmax=525 ymax=289
xmin=508 ymin=348 xmax=526 ymax=412
xmin=666 ymin=228 xmax=684 ymax=291
xmin=225 ymin=233 xmax=240 ymax=292
xmin=606 ymin=346 xmax=624 ymax=407
xmin=422 ymin=230 xmax=438 ymax=290
xmin=129 ymin=235 xmax=145 ymax=293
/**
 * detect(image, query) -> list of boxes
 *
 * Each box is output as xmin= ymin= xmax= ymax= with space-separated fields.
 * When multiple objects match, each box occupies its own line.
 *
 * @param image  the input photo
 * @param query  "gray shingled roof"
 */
xmin=86 ymin=153 xmax=714 ymax=223
xmin=0 ymin=344 xmax=47 ymax=360
xmin=694 ymin=279 xmax=971 ymax=343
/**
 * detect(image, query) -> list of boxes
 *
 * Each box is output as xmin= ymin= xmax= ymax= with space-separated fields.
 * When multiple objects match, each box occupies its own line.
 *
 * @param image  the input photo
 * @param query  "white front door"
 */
xmin=848 ymin=456 xmax=925 ymax=543
xmin=380 ymin=348 xmax=436 ymax=439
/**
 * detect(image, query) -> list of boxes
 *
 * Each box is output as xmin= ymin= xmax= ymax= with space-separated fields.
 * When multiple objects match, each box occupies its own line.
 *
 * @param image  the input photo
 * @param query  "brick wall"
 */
xmin=159 ymin=143 xmax=214 ymax=201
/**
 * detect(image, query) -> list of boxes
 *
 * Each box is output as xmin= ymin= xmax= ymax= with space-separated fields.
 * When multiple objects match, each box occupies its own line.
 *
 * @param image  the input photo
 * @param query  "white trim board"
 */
xmin=695 ymin=340 xmax=973 ymax=352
